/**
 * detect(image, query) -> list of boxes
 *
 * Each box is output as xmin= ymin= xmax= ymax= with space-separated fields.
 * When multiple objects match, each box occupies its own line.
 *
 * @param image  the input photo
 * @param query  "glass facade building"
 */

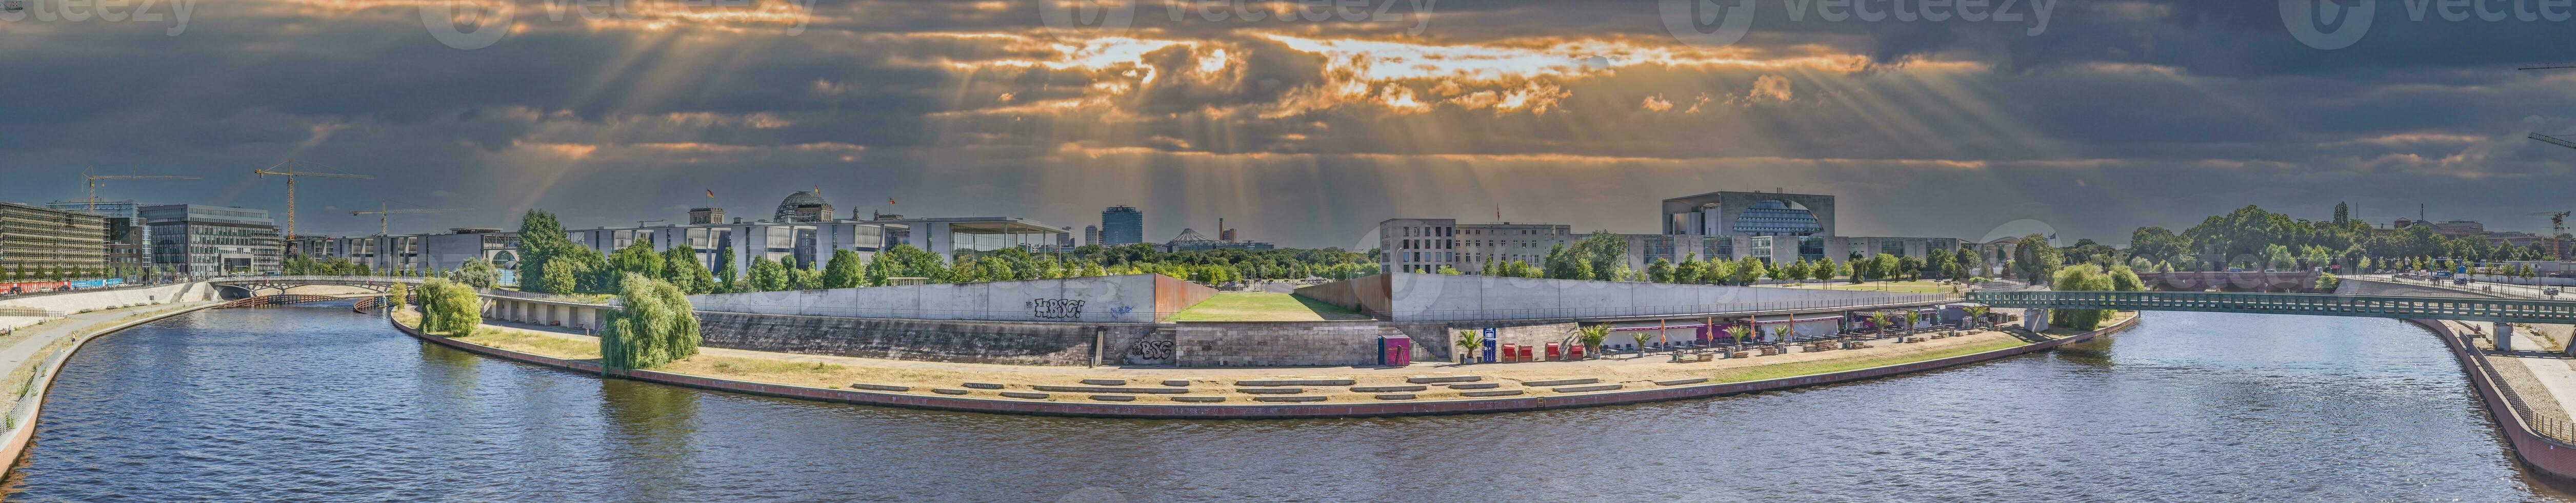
xmin=1101 ymin=206 xmax=1144 ymax=246
xmin=141 ymin=204 xmax=282 ymax=277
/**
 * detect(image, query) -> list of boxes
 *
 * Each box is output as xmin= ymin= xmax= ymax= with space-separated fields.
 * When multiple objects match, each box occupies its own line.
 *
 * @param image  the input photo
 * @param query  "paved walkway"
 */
xmin=0 ymin=302 xmax=215 ymax=380
xmin=2448 ymin=318 xmax=2576 ymax=439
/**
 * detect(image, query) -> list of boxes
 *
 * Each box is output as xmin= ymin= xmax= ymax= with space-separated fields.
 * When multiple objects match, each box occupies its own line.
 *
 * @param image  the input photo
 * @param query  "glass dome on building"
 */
xmin=774 ymin=190 xmax=832 ymax=222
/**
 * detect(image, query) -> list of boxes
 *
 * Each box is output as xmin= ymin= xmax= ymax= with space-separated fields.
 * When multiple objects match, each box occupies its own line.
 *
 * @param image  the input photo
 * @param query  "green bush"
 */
xmin=416 ymin=278 xmax=484 ymax=336
xmin=599 ymin=273 xmax=702 ymax=371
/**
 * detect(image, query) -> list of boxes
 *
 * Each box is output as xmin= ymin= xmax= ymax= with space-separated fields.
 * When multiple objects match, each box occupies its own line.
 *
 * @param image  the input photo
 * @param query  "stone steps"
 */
xmin=1447 ymin=382 xmax=1501 ymax=390
xmin=1089 ymin=395 xmax=1135 ymax=401
xmin=1522 ymin=378 xmax=1599 ymax=387
xmin=999 ymin=392 xmax=1049 ymax=399
xmin=847 ymin=383 xmax=911 ymax=392
xmin=1375 ymin=394 xmax=1417 ymax=400
xmin=963 ymin=382 xmax=1005 ymax=390
xmin=1236 ymin=378 xmax=1355 ymax=386
xmin=1459 ymin=390 xmax=1525 ymax=397
xmin=1350 ymin=385 xmax=1428 ymax=393
xmin=1080 ymin=379 xmax=1128 ymax=386
xmin=1406 ymin=375 xmax=1483 ymax=384
xmin=1252 ymin=396 xmax=1328 ymax=403
xmin=932 ymin=388 xmax=970 ymax=395
xmin=1171 ymin=396 xmax=1227 ymax=403
xmin=1653 ymin=377 xmax=1710 ymax=386
xmin=1551 ymin=384 xmax=1624 ymax=393
xmin=1031 ymin=385 xmax=1189 ymax=394
xmin=1238 ymin=388 xmax=1307 ymax=395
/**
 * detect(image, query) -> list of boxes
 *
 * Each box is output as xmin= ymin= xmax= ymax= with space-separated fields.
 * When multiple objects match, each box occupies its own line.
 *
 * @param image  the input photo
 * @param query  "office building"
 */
xmin=1101 ymin=205 xmax=1143 ymax=246
xmin=1084 ymin=225 xmax=1100 ymax=247
xmin=1 ymin=202 xmax=111 ymax=277
xmin=48 ymin=200 xmax=151 ymax=273
xmin=689 ymin=207 xmax=726 ymax=225
xmin=141 ymin=204 xmax=282 ymax=277
xmin=295 ymin=228 xmax=521 ymax=276
xmin=1383 ymin=189 xmax=1976 ymax=276
xmin=1165 ymin=228 xmax=1275 ymax=252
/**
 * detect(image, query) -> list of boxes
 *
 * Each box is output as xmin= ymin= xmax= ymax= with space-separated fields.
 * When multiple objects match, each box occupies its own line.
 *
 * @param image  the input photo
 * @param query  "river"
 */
xmin=7 ymin=302 xmax=2572 ymax=501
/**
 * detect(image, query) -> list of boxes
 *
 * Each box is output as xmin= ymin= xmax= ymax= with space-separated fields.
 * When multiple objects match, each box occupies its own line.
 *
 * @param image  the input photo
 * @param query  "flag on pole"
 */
xmin=705 ymin=189 xmax=715 ymax=198
xmin=888 ymin=198 xmax=896 ymax=206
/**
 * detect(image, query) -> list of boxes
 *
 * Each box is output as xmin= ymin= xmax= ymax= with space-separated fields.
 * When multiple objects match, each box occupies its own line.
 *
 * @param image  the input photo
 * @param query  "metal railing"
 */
xmin=1968 ymin=290 xmax=2576 ymax=324
xmin=685 ymin=301 xmax=1175 ymax=324
xmin=2451 ymin=329 xmax=2576 ymax=442
xmin=1390 ymin=294 xmax=1957 ymax=322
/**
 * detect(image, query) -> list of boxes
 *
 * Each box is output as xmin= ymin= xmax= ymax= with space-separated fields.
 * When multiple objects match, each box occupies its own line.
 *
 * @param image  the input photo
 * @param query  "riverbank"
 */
xmin=391 ymin=307 xmax=2138 ymax=418
xmin=0 ymin=300 xmax=223 ymax=479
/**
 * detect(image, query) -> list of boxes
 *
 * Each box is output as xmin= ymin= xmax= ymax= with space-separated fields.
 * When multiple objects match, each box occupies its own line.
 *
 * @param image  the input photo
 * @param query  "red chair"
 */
xmin=1569 ymin=344 xmax=1586 ymax=360
xmin=1546 ymin=342 xmax=1563 ymax=361
xmin=1518 ymin=345 xmax=1535 ymax=362
xmin=1499 ymin=344 xmax=1517 ymax=363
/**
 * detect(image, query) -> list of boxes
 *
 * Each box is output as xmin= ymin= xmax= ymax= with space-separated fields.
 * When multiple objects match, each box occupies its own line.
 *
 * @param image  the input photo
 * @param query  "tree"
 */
xmin=1646 ymin=257 xmax=1675 ymax=283
xmin=1674 ymin=254 xmax=1705 ymax=285
xmin=608 ymin=240 xmax=665 ymax=292
xmin=747 ymin=256 xmax=788 ymax=292
xmin=386 ymin=281 xmax=411 ymax=307
xmin=1577 ymin=230 xmax=1627 ymax=282
xmin=1631 ymin=330 xmax=1653 ymax=356
xmin=2314 ymin=272 xmax=2341 ymax=292
xmin=1964 ymin=305 xmax=1990 ymax=330
xmin=1573 ymin=324 xmax=1610 ymax=360
xmin=1868 ymin=312 xmax=1889 ymax=338
xmin=661 ymin=245 xmax=716 ymax=294
xmin=1436 ymin=265 xmax=1464 ymax=275
xmin=1899 ymin=256 xmax=1926 ymax=281
xmin=514 ymin=210 xmax=572 ymax=293
xmin=415 ymin=278 xmax=483 ymax=336
xmin=2108 ymin=264 xmax=2147 ymax=293
xmin=449 ymin=258 xmax=499 ymax=289
xmin=598 ymin=273 xmax=703 ymax=371
xmin=2013 ymin=234 xmax=2062 ymax=286
xmin=1902 ymin=311 xmax=1920 ymax=337
xmin=1726 ymin=324 xmax=1753 ymax=347
xmin=1732 ymin=258 xmax=1763 ymax=285
xmin=1454 ymin=330 xmax=1485 ymax=363
xmin=2048 ymin=264 xmax=2117 ymax=331
xmin=712 ymin=246 xmax=738 ymax=289
xmin=822 ymin=249 xmax=867 ymax=289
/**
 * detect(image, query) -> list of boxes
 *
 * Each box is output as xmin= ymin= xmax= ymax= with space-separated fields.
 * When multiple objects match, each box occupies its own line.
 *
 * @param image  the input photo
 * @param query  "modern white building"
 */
xmin=1380 ymin=190 xmax=1982 ymax=275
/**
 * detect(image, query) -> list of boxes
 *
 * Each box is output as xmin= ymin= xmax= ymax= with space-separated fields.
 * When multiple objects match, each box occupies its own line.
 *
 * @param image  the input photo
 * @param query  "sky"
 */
xmin=4 ymin=0 xmax=2574 ymax=248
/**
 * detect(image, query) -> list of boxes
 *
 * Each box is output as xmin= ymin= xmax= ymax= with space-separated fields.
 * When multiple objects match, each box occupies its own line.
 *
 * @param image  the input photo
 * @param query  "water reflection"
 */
xmin=9 ymin=305 xmax=2576 ymax=501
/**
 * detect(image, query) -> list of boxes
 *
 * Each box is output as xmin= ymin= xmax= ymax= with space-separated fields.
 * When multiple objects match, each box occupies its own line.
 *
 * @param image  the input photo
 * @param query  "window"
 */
xmin=1732 ymin=199 xmax=1824 ymax=236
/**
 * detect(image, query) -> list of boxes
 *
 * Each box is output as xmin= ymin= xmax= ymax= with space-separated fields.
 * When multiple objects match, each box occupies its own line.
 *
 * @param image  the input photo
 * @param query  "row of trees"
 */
xmin=512 ymin=210 xmax=1382 ymax=296
xmin=2005 ymin=204 xmax=2566 ymax=289
xmin=2045 ymin=263 xmax=2148 ymax=331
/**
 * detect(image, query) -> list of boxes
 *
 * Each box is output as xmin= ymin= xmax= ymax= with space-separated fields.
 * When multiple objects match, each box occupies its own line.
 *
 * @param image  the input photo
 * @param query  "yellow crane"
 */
xmin=253 ymin=160 xmax=373 ymax=238
xmin=350 ymin=202 xmax=469 ymax=236
xmin=2536 ymin=211 xmax=2572 ymax=260
xmin=80 ymin=173 xmax=202 ymax=212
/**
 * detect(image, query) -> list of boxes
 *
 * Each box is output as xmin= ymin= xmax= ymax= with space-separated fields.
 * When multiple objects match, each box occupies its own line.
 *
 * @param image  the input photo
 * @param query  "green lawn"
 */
xmin=1169 ymin=293 xmax=1372 ymax=321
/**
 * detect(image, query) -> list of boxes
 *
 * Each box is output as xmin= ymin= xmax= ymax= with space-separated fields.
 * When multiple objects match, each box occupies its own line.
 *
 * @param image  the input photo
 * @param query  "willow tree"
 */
xmin=416 ymin=278 xmax=483 ymax=336
xmin=600 ymin=273 xmax=702 ymax=371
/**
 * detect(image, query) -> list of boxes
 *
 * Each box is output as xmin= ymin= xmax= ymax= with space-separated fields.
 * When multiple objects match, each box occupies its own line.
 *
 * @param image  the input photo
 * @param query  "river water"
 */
xmin=8 ymin=302 xmax=2573 ymax=502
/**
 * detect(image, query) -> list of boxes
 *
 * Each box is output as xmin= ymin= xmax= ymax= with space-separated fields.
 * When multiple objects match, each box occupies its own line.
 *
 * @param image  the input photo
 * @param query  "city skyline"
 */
xmin=8 ymin=2 xmax=2576 ymax=247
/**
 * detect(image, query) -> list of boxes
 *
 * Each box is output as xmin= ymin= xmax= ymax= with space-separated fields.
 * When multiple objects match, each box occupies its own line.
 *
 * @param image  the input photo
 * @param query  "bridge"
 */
xmin=1964 ymin=290 xmax=2576 ymax=325
xmin=207 ymin=275 xmax=423 ymax=296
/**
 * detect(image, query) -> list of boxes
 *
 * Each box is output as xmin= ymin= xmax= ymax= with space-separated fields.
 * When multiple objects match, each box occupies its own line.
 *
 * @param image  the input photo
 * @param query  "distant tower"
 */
xmin=1101 ymin=205 xmax=1144 ymax=245
xmin=689 ymin=207 xmax=725 ymax=225
xmin=1084 ymin=225 xmax=1100 ymax=246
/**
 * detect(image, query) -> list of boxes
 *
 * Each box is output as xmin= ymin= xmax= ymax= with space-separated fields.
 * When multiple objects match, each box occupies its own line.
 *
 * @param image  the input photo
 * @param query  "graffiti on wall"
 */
xmin=1027 ymin=298 xmax=1086 ymax=320
xmin=1126 ymin=340 xmax=1174 ymax=363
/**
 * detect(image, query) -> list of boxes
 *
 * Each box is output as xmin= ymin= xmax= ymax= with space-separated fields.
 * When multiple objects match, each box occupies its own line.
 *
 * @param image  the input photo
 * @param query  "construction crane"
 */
xmin=350 ymin=202 xmax=468 ymax=236
xmin=2537 ymin=211 xmax=2572 ymax=260
xmin=253 ymin=160 xmax=373 ymax=238
xmin=79 ymin=173 xmax=202 ymax=212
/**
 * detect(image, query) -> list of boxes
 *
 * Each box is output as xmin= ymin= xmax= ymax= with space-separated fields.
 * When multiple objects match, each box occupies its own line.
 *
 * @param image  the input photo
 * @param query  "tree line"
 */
xmin=1461 ymin=230 xmax=1988 ymax=286
xmin=2003 ymin=204 xmax=2567 ymax=288
xmin=510 ymin=210 xmax=1383 ymax=296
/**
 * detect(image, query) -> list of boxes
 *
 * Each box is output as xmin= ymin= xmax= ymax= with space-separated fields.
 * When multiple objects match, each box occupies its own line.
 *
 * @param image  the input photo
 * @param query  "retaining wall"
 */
xmin=1300 ymin=273 xmax=1933 ymax=322
xmin=686 ymin=274 xmax=1212 ymax=323
xmin=694 ymin=311 xmax=1159 ymax=366
xmin=0 ymin=283 xmax=213 ymax=331
xmin=2410 ymin=318 xmax=2576 ymax=481
xmin=1171 ymin=321 xmax=1391 ymax=367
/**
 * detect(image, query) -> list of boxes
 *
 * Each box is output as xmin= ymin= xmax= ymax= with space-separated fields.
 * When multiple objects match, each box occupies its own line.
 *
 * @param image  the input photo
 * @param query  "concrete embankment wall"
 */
xmin=2406 ymin=317 xmax=2576 ymax=481
xmin=1300 ymin=273 xmax=1928 ymax=322
xmin=1171 ymin=321 xmax=1391 ymax=367
xmin=693 ymin=311 xmax=1159 ymax=366
xmin=686 ymin=274 xmax=1213 ymax=323
xmin=0 ymin=283 xmax=214 ymax=330
xmin=396 ymin=310 xmax=2140 ymax=419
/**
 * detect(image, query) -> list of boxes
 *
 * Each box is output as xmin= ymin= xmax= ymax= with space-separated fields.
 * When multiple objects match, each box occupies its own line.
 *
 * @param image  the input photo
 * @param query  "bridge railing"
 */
xmin=213 ymin=275 xmax=425 ymax=284
xmin=1390 ymin=294 xmax=1957 ymax=322
xmin=1966 ymin=291 xmax=2576 ymax=324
